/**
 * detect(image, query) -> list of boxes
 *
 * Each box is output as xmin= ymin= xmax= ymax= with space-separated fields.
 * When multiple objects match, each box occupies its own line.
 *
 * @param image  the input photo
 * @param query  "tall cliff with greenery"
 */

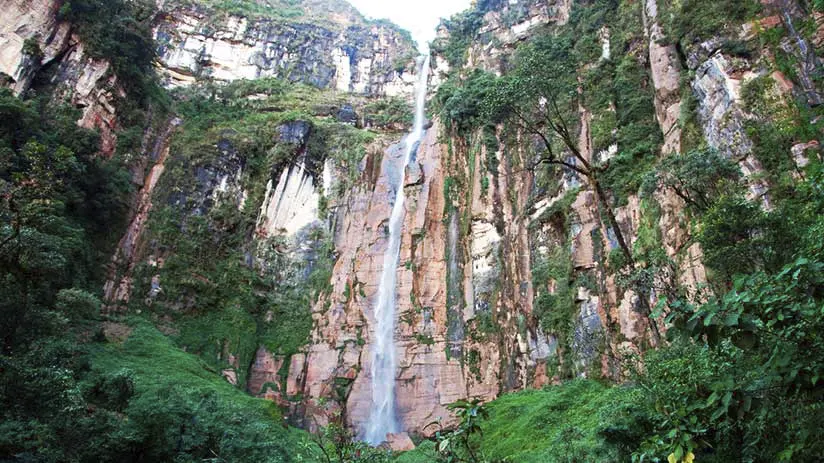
xmin=1 ymin=0 xmax=823 ymax=462
xmin=0 ymin=0 xmax=413 ymax=461
xmin=412 ymin=0 xmax=824 ymax=461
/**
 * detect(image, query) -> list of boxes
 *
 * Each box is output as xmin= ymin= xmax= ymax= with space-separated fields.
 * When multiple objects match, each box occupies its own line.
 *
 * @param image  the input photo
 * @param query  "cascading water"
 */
xmin=364 ymin=55 xmax=431 ymax=445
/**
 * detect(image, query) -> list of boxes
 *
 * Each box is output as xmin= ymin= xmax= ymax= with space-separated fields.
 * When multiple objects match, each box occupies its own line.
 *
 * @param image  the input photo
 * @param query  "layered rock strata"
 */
xmin=154 ymin=5 xmax=418 ymax=96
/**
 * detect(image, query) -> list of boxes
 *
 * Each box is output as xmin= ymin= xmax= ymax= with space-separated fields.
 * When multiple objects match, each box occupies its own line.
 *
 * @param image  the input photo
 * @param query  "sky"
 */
xmin=346 ymin=0 xmax=472 ymax=50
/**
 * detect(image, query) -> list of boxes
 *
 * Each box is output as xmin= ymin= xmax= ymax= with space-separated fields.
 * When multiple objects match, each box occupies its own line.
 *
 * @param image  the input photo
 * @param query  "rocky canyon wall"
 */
xmin=6 ymin=0 xmax=821 ymax=445
xmin=0 ymin=0 xmax=122 ymax=156
xmin=250 ymin=0 xmax=824 ymax=436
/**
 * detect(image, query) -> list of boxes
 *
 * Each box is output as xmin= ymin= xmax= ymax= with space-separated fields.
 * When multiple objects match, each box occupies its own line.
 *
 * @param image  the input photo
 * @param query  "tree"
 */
xmin=641 ymin=149 xmax=742 ymax=214
xmin=647 ymin=257 xmax=824 ymax=461
xmin=484 ymin=35 xmax=634 ymax=263
xmin=482 ymin=33 xmax=662 ymax=342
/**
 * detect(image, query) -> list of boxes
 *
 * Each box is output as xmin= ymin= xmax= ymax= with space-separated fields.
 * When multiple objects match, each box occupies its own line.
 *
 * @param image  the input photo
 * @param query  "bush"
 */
xmin=434 ymin=70 xmax=499 ymax=135
xmin=22 ymin=38 xmax=44 ymax=60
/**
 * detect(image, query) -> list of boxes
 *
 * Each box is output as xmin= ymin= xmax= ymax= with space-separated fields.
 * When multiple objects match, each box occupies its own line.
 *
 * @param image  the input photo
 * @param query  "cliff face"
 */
xmin=154 ymin=6 xmax=418 ymax=96
xmin=0 ymin=0 xmax=419 ymax=155
xmin=0 ymin=0 xmax=68 ymax=94
xmin=6 ymin=0 xmax=822 ymax=446
xmin=0 ymin=0 xmax=122 ymax=156
xmin=141 ymin=0 xmax=822 ymax=439
xmin=286 ymin=0 xmax=820 ymax=440
xmin=249 ymin=1 xmax=573 ymax=437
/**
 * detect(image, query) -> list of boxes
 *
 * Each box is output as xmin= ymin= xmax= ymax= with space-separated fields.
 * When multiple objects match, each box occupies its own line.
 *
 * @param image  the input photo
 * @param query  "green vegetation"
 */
xmin=0 ymin=318 xmax=312 ymax=461
xmin=363 ymin=97 xmax=414 ymax=129
xmin=167 ymin=0 xmax=339 ymax=24
xmin=401 ymin=381 xmax=649 ymax=462
xmin=0 ymin=80 xmax=314 ymax=459
xmin=435 ymin=70 xmax=499 ymax=136
xmin=201 ymin=0 xmax=306 ymax=19
xmin=0 ymin=89 xmax=132 ymax=351
xmin=658 ymin=0 xmax=761 ymax=44
xmin=475 ymin=381 xmax=645 ymax=462
xmin=532 ymin=245 xmax=575 ymax=374
xmin=21 ymin=38 xmax=44 ymax=60
xmin=89 ymin=322 xmax=312 ymax=461
xmin=430 ymin=8 xmax=485 ymax=68
xmin=428 ymin=398 xmax=490 ymax=462
xmin=4 ymin=0 xmax=824 ymax=460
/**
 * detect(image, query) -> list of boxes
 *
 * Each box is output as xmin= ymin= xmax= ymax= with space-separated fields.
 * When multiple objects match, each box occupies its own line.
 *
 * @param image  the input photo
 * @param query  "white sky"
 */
xmin=346 ymin=0 xmax=472 ymax=50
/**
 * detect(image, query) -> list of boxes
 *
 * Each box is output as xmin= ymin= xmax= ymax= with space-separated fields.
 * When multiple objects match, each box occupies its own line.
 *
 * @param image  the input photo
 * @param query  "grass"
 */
xmin=396 ymin=380 xmax=648 ymax=463
xmin=92 ymin=321 xmax=275 ymax=412
xmin=477 ymin=380 xmax=638 ymax=462
xmin=90 ymin=321 xmax=315 ymax=461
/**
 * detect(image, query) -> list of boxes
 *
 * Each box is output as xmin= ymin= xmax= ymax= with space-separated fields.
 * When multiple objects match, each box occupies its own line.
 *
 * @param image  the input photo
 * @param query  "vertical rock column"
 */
xmin=642 ymin=0 xmax=708 ymax=295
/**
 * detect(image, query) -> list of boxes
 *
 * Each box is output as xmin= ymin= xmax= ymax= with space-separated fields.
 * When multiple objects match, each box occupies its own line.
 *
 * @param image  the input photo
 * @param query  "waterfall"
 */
xmin=364 ymin=55 xmax=431 ymax=445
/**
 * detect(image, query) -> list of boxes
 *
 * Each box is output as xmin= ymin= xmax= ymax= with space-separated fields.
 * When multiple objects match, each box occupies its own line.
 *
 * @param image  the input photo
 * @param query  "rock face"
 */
xmin=385 ymin=432 xmax=416 ymax=452
xmin=103 ymin=118 xmax=182 ymax=309
xmin=10 ymin=0 xmax=821 ymax=446
xmin=689 ymin=50 xmax=769 ymax=202
xmin=0 ymin=0 xmax=122 ymax=156
xmin=466 ymin=0 xmax=572 ymax=73
xmin=642 ymin=0 xmax=682 ymax=156
xmin=49 ymin=40 xmax=124 ymax=157
xmin=294 ymin=124 xmax=478 ymax=435
xmin=251 ymin=0 xmax=624 ymax=435
xmin=0 ymin=0 xmax=70 ymax=94
xmin=95 ymin=0 xmax=822 ymax=447
xmin=153 ymin=5 xmax=418 ymax=96
xmin=248 ymin=0 xmax=821 ymax=441
xmin=431 ymin=0 xmax=572 ymax=84
xmin=249 ymin=119 xmax=543 ymax=436
xmin=256 ymin=121 xmax=321 ymax=239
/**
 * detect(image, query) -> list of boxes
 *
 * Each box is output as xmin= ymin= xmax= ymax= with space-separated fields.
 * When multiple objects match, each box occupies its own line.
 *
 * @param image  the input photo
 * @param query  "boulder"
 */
xmin=384 ymin=432 xmax=415 ymax=452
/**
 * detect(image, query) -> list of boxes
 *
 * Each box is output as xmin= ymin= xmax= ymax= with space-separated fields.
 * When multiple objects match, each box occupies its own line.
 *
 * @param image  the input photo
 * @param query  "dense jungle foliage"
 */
xmin=1 ymin=0 xmax=823 ymax=461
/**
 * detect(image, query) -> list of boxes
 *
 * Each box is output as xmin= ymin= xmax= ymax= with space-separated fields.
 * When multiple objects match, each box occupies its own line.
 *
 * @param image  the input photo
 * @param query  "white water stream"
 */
xmin=364 ymin=55 xmax=431 ymax=444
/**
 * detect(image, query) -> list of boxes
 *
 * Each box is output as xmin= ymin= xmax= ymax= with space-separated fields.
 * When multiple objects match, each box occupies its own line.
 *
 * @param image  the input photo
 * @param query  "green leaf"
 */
xmin=703 ymin=312 xmax=716 ymax=326
xmin=722 ymin=391 xmax=732 ymax=409
xmin=439 ymin=438 xmax=451 ymax=452
xmin=723 ymin=312 xmax=740 ymax=327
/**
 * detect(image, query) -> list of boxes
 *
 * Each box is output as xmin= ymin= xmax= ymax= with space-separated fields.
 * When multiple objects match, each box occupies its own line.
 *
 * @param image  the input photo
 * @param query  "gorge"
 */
xmin=0 ymin=0 xmax=823 ymax=462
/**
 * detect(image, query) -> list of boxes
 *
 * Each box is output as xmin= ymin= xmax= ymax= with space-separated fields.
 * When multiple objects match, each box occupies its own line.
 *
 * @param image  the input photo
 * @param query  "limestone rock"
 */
xmin=461 ymin=0 xmax=572 ymax=76
xmin=644 ymin=0 xmax=682 ymax=156
xmin=256 ymin=154 xmax=323 ymax=240
xmin=792 ymin=140 xmax=820 ymax=168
